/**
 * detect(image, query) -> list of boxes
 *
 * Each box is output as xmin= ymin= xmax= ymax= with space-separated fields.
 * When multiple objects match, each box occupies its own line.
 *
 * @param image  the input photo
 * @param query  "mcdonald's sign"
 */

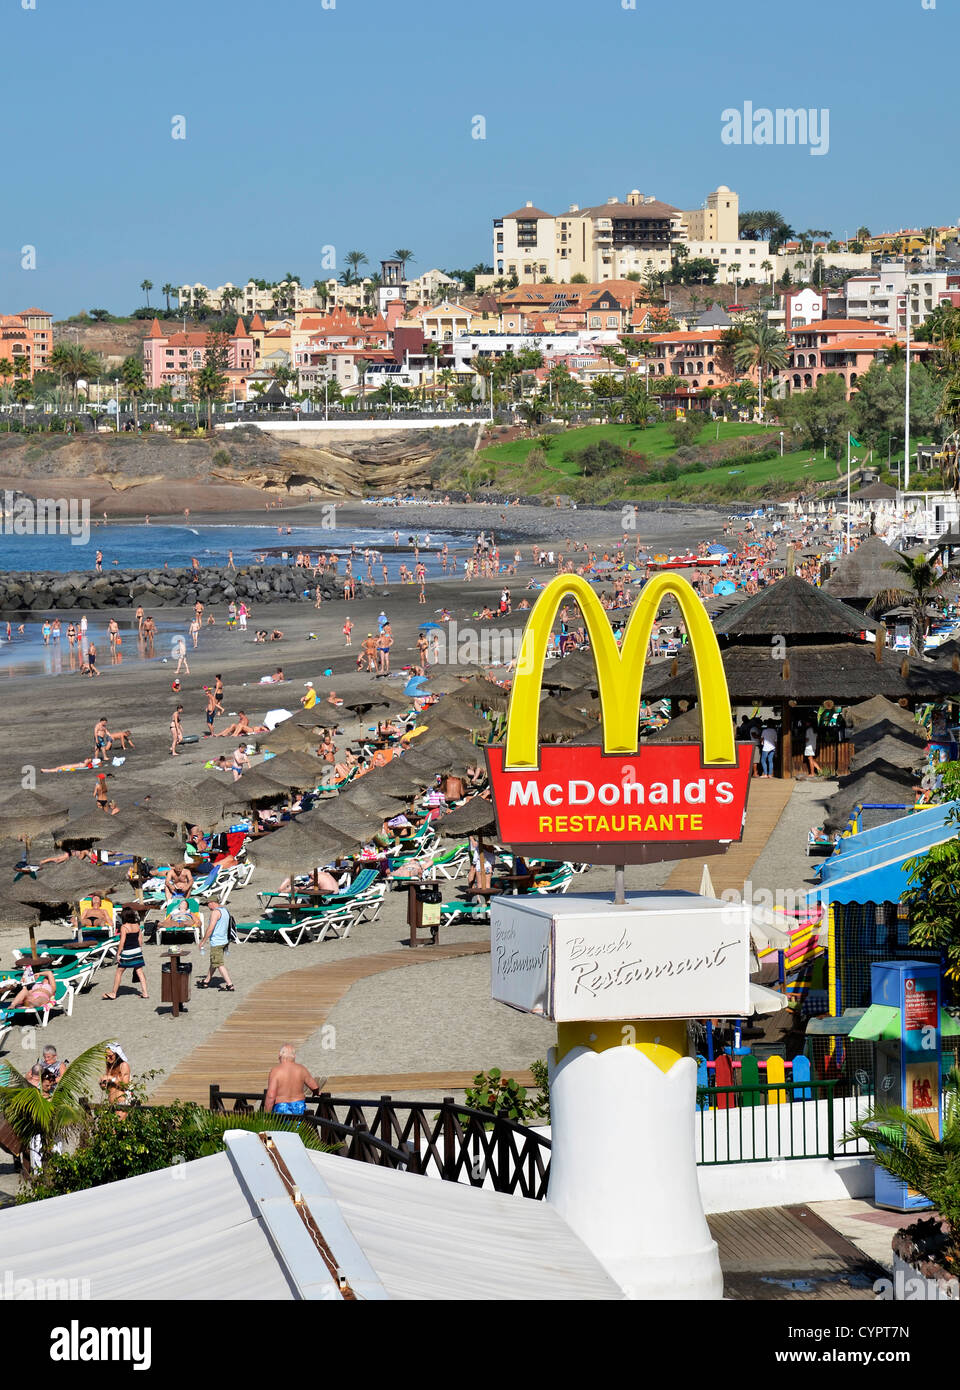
xmin=485 ymin=573 xmax=752 ymax=862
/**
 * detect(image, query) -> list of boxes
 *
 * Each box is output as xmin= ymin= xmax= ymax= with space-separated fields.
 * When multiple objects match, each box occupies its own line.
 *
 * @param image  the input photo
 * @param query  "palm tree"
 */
xmin=873 ymin=553 xmax=956 ymax=656
xmin=139 ymin=279 xmax=153 ymax=306
xmin=0 ymin=358 xmax=14 ymax=386
xmin=49 ymin=343 xmax=104 ymax=403
xmin=312 ymin=279 xmax=329 ymax=309
xmin=355 ymin=358 xmax=369 ymax=408
xmin=423 ymin=341 xmax=443 ymax=400
xmin=344 ymin=250 xmax=368 ymax=285
xmin=121 ymin=357 xmax=146 ymax=428
xmin=12 ymin=375 xmax=32 ymax=426
xmin=732 ymin=313 xmax=788 ymax=420
xmin=0 ymin=1041 xmax=109 ymax=1173
xmin=393 ymin=249 xmax=414 ymax=280
xmin=846 ymin=1066 xmax=960 ymax=1274
xmin=192 ymin=287 xmax=209 ymax=321
xmin=161 ymin=283 xmax=176 ymax=314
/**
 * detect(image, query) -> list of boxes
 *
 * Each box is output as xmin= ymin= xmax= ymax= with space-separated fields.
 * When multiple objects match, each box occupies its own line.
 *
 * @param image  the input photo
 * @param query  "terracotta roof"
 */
xmin=793 ymin=318 xmax=889 ymax=333
xmin=576 ymin=199 xmax=680 ymax=219
xmin=233 ymin=317 xmax=247 ymax=337
xmin=18 ymin=307 xmax=50 ymax=316
xmin=249 ymin=313 xmax=266 ymax=331
xmin=645 ymin=328 xmax=725 ymax=343
xmin=148 ymin=317 xmax=164 ymax=339
xmin=502 ymin=205 xmax=553 ymax=220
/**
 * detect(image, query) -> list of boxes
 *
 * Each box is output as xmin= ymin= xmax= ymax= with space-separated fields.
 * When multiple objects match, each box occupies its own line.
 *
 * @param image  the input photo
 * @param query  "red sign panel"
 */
xmin=904 ymin=978 xmax=938 ymax=1032
xmin=486 ymin=743 xmax=753 ymax=862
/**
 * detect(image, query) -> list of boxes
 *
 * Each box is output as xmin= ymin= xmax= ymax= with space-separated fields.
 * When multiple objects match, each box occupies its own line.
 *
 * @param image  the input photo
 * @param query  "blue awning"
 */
xmin=827 ymin=801 xmax=956 ymax=861
xmin=817 ymin=819 xmax=960 ymax=887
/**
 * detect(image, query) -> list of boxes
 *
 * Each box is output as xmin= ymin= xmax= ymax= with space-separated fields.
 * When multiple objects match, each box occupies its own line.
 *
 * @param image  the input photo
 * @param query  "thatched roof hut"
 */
xmin=823 ymin=772 xmax=917 ymax=832
xmin=821 ymin=536 xmax=905 ymax=609
xmin=712 ymin=575 xmax=868 ymax=639
xmin=848 ymin=737 xmax=925 ymax=773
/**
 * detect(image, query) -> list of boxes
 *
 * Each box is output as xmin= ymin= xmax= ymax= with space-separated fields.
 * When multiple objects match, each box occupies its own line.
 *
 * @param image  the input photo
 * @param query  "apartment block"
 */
xmin=0 ymin=307 xmax=53 ymax=378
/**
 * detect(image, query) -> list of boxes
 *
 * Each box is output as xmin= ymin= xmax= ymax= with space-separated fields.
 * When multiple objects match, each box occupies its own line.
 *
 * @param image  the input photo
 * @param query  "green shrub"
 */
xmin=463 ymin=1067 xmax=549 ymax=1127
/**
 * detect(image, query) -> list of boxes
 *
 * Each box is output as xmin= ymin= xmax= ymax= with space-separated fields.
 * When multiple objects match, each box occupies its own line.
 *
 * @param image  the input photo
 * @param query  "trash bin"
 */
xmin=161 ymin=957 xmax=192 ymax=1016
xmin=408 ymin=883 xmax=442 ymax=946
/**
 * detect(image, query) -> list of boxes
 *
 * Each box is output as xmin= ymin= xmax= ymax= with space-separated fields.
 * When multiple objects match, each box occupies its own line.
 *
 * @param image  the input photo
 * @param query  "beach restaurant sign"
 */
xmin=486 ymin=573 xmax=751 ymax=862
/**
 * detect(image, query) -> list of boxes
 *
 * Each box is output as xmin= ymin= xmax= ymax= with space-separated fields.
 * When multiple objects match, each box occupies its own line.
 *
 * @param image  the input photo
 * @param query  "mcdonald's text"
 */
xmin=487 ymin=744 xmax=753 ymax=850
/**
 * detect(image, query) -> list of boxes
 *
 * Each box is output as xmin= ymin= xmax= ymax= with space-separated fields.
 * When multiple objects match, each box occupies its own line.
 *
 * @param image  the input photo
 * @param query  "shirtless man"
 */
xmin=264 ymin=1044 xmax=321 ymax=1116
xmin=204 ymin=687 xmax=218 ymax=736
xmin=93 ymin=716 xmax=114 ymax=761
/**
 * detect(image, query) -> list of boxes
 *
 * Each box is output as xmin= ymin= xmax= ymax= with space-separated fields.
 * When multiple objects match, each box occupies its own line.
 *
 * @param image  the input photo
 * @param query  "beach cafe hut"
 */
xmin=642 ymin=576 xmax=960 ymax=777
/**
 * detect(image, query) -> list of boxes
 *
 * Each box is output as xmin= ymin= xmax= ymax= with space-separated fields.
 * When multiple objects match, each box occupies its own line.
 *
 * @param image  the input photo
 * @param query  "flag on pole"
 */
xmin=849 ymin=433 xmax=861 ymax=447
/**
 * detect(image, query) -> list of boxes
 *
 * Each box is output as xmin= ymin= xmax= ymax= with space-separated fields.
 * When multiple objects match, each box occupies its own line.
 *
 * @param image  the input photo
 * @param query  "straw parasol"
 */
xmin=243 ymin=822 xmax=353 ymax=901
xmin=257 ymin=752 xmax=325 ymax=791
xmin=257 ymin=721 xmax=325 ymax=754
xmin=53 ymin=810 xmax=117 ymax=848
xmin=848 ymin=737 xmax=925 ymax=773
xmin=151 ymin=780 xmax=227 ymax=831
xmin=224 ymin=772 xmax=291 ymax=808
xmin=0 ymin=791 xmax=70 ymax=848
xmin=13 ymin=860 xmax=127 ymax=958
xmin=421 ymin=699 xmax=490 ymax=733
xmin=535 ymin=699 xmax=590 ymax=741
xmin=438 ymin=796 xmax=497 ymax=836
xmin=842 ymin=695 xmax=919 ymax=734
xmin=310 ymin=803 xmax=384 ymax=844
xmin=445 ymin=675 xmax=511 ymax=711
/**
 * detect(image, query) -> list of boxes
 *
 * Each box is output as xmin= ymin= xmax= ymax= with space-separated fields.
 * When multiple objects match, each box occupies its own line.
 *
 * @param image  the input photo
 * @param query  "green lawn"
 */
xmin=633 ymin=448 xmax=839 ymax=500
xmin=481 ymin=418 xmax=770 ymax=466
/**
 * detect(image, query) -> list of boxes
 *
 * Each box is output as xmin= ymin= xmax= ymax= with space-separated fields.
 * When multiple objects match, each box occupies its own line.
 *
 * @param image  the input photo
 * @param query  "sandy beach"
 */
xmin=0 ymin=498 xmax=834 ymax=1200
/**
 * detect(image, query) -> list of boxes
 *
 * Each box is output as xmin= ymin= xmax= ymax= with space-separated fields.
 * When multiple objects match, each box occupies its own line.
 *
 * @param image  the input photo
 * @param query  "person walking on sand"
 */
xmin=101 ymin=908 xmax=148 ymax=1001
xmin=803 ymin=722 xmax=821 ymax=777
xmin=237 ymin=601 xmax=248 ymax=632
xmin=135 ymin=604 xmax=144 ymax=635
xmin=174 ymin=635 xmax=190 ymax=675
xmin=197 ymin=900 xmax=235 ymax=992
xmin=170 ymin=703 xmax=184 ymax=756
xmin=342 ymin=617 xmax=353 ymax=647
xmin=264 ymin=1044 xmax=320 ymax=1116
xmin=189 ymin=615 xmax=200 ymax=649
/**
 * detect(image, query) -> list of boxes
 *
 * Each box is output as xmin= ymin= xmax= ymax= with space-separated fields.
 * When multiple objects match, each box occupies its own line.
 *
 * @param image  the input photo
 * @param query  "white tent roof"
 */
xmin=0 ymin=1132 xmax=622 ymax=1301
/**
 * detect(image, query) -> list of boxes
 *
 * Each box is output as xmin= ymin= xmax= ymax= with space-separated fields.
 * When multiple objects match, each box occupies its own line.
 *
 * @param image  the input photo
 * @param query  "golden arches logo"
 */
xmin=504 ymin=572 xmax=735 ymax=770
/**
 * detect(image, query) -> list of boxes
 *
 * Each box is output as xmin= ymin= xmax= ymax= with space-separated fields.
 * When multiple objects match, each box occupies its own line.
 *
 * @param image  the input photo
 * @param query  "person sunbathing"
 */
xmin=7 ymin=967 xmax=57 ymax=1015
xmin=277 ymin=868 xmax=339 ymax=897
xmin=215 ymin=711 xmax=265 ymax=737
xmin=164 ymin=863 xmax=194 ymax=902
xmin=76 ymin=892 xmax=114 ymax=934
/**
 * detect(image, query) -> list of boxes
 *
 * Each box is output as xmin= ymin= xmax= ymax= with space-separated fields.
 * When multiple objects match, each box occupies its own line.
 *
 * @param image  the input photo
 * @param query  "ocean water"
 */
xmin=0 ymin=521 xmax=471 ymax=576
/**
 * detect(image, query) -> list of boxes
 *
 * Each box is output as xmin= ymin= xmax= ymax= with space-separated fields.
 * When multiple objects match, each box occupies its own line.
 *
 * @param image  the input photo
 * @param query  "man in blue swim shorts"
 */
xmin=264 ymin=1043 xmax=321 ymax=1117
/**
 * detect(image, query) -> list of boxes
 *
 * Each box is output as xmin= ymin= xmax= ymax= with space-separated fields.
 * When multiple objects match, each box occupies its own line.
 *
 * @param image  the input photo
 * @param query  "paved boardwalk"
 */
xmin=665 ymin=777 xmax=794 ymax=894
xmin=710 ymin=1204 xmax=885 ymax=1299
xmin=151 ymin=940 xmax=490 ymax=1105
xmin=154 ymin=781 xmax=796 ymax=1106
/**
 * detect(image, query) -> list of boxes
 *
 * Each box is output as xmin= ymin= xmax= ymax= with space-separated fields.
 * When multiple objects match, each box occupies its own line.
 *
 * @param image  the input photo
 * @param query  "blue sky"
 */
xmin=1 ymin=0 xmax=955 ymax=318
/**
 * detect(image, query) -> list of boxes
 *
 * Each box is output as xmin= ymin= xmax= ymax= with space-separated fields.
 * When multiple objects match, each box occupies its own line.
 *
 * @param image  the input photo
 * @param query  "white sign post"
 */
xmin=491 ymin=890 xmax=749 ymax=1299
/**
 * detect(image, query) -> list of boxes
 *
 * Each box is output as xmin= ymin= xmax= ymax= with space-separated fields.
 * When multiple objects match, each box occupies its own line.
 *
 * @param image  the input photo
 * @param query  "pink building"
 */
xmin=142 ymin=317 xmax=254 ymax=394
xmin=780 ymin=318 xmax=934 ymax=398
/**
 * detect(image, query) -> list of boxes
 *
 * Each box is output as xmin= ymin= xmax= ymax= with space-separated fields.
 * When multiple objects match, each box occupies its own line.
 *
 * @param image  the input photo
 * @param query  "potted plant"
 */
xmin=847 ymin=1066 xmax=960 ymax=1300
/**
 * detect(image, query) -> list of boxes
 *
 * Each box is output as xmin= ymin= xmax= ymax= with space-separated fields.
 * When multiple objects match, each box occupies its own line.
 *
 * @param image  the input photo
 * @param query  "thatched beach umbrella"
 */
xmin=14 ymin=860 xmax=126 ymax=959
xmin=0 ymin=791 xmax=70 ymax=850
xmin=446 ymin=675 xmax=511 ymax=711
xmin=224 ymin=771 xmax=291 ymax=809
xmin=439 ymin=797 xmax=497 ymax=837
xmin=53 ymin=810 xmax=117 ymax=848
xmin=244 ymin=822 xmax=353 ymax=902
xmin=151 ymin=781 xmax=227 ymax=833
xmin=842 ymin=695 xmax=919 ymax=734
xmin=535 ymin=699 xmax=590 ymax=742
xmin=848 ymin=737 xmax=924 ymax=774
xmin=257 ymin=752 xmax=325 ymax=792
xmin=257 ymin=721 xmax=324 ymax=754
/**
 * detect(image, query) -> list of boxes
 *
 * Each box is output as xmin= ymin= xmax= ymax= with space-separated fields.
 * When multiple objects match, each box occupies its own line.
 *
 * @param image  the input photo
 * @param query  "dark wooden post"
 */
xmin=442 ymin=1095 xmax=456 ymax=1180
xmin=780 ymin=702 xmax=793 ymax=779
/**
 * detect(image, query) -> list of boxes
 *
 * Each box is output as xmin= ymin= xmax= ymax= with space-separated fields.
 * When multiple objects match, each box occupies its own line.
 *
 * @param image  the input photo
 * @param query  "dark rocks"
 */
xmin=0 ymin=565 xmax=343 ymax=612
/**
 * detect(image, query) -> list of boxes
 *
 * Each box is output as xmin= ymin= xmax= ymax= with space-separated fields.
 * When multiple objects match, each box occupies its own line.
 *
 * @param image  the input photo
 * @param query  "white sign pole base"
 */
xmin=545 ymin=1041 xmax=723 ymax=1300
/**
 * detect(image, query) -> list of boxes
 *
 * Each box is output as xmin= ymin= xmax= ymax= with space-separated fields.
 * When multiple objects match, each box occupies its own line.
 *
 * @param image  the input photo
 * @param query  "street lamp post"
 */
xmin=114 ymin=379 xmax=120 ymax=433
